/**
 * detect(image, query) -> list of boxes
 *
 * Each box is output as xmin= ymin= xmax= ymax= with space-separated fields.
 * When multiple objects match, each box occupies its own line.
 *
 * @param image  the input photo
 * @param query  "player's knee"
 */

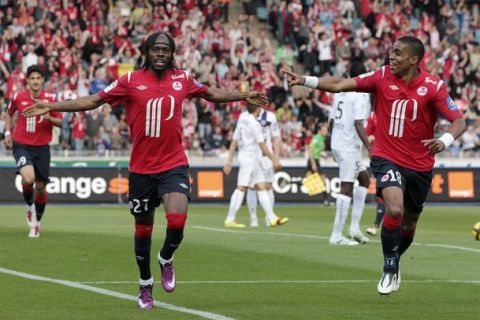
xmin=386 ymin=204 xmax=403 ymax=218
xmin=340 ymin=183 xmax=353 ymax=197
xmin=166 ymin=213 xmax=187 ymax=230
xmin=135 ymin=223 xmax=154 ymax=240
xmin=401 ymin=222 xmax=416 ymax=237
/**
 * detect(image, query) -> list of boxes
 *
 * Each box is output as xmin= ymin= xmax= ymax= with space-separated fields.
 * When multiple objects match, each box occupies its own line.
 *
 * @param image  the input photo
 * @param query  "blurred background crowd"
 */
xmin=0 ymin=0 xmax=479 ymax=158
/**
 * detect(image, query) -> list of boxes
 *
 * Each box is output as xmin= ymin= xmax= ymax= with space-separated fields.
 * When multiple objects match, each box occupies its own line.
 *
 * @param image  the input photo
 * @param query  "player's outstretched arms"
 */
xmin=201 ymin=87 xmax=268 ymax=107
xmin=421 ymin=118 xmax=466 ymax=154
xmin=281 ymin=69 xmax=357 ymax=93
xmin=22 ymin=94 xmax=105 ymax=118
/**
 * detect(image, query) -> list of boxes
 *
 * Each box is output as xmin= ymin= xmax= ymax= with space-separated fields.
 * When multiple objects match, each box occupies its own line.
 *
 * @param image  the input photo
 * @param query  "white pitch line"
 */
xmin=0 ymin=267 xmax=236 ymax=320
xmin=78 ymin=279 xmax=480 ymax=285
xmin=192 ymin=226 xmax=480 ymax=254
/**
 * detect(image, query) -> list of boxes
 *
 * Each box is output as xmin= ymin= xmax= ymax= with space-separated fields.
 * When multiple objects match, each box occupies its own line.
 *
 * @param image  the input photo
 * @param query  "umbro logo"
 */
xmin=179 ymin=183 xmax=188 ymax=189
xmin=171 ymin=74 xmax=185 ymax=79
xmin=389 ymin=85 xmax=400 ymax=90
xmin=21 ymin=101 xmax=28 ymax=105
xmin=136 ymin=85 xmax=148 ymax=90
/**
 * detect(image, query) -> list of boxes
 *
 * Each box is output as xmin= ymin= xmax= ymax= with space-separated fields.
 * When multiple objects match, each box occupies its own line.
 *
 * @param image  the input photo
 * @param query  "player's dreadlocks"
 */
xmin=140 ymin=32 xmax=178 ymax=71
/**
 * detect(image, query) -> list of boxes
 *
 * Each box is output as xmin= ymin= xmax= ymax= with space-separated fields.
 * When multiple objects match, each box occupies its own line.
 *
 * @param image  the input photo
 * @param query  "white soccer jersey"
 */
xmin=257 ymin=109 xmax=281 ymax=153
xmin=329 ymin=91 xmax=370 ymax=152
xmin=233 ymin=111 xmax=264 ymax=157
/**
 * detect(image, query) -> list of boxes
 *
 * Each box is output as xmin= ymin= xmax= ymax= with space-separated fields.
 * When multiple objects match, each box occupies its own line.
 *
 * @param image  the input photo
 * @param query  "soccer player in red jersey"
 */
xmin=23 ymin=32 xmax=268 ymax=309
xmin=4 ymin=65 xmax=63 ymax=238
xmin=282 ymin=36 xmax=466 ymax=295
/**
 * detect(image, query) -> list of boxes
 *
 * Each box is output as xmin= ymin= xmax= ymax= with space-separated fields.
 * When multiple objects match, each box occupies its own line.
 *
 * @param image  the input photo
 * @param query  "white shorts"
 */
xmin=260 ymin=156 xmax=275 ymax=184
xmin=332 ymin=149 xmax=367 ymax=182
xmin=237 ymin=154 xmax=266 ymax=187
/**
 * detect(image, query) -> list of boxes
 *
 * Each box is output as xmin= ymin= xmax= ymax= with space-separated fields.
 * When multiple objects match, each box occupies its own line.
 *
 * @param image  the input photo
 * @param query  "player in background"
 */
xmin=282 ymin=35 xmax=466 ymax=294
xmin=306 ymin=123 xmax=330 ymax=206
xmin=245 ymin=107 xmax=281 ymax=227
xmin=4 ymin=65 xmax=62 ymax=238
xmin=223 ymin=105 xmax=288 ymax=228
xmin=328 ymin=62 xmax=371 ymax=246
xmin=364 ymin=111 xmax=385 ymax=236
xmin=23 ymin=32 xmax=268 ymax=309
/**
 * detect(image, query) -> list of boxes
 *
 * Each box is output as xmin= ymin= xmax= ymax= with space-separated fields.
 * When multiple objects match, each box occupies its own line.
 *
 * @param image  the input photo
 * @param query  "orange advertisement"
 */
xmin=197 ymin=171 xmax=224 ymax=198
xmin=448 ymin=172 xmax=474 ymax=198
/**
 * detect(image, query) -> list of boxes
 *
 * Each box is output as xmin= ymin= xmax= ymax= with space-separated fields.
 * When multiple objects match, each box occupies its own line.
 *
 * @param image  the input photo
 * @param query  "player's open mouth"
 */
xmin=154 ymin=60 xmax=166 ymax=67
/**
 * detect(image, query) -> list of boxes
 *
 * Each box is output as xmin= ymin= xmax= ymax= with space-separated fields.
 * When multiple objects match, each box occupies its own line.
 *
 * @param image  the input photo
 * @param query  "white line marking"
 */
xmin=78 ymin=280 xmax=480 ymax=285
xmin=192 ymin=226 xmax=480 ymax=254
xmin=0 ymin=267 xmax=236 ymax=320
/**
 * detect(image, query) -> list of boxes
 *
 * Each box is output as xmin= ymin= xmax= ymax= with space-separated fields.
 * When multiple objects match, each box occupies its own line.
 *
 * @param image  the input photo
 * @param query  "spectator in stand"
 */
xmin=101 ymin=103 xmax=118 ymax=138
xmin=197 ymin=99 xmax=213 ymax=143
xmin=86 ymin=108 xmax=103 ymax=150
xmin=72 ymin=112 xmax=86 ymax=156
xmin=206 ymin=125 xmax=226 ymax=156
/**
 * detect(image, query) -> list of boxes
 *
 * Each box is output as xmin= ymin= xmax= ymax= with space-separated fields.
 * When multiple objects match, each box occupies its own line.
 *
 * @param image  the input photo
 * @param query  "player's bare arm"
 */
xmin=421 ymin=118 xmax=466 ymax=154
xmin=22 ymin=94 xmax=105 ymax=118
xmin=281 ymin=69 xmax=357 ymax=93
xmin=259 ymin=142 xmax=281 ymax=171
xmin=3 ymin=112 xmax=14 ymax=148
xmin=223 ymin=139 xmax=238 ymax=175
xmin=354 ymin=120 xmax=372 ymax=156
xmin=272 ymin=136 xmax=281 ymax=161
xmin=201 ymin=87 xmax=268 ymax=107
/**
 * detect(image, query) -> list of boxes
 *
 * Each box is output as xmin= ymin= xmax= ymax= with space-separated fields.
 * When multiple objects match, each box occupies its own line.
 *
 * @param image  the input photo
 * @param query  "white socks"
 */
xmin=350 ymin=186 xmax=368 ymax=233
xmin=225 ymin=189 xmax=245 ymax=222
xmin=257 ymin=190 xmax=277 ymax=222
xmin=139 ymin=277 xmax=154 ymax=286
xmin=246 ymin=188 xmax=258 ymax=226
xmin=330 ymin=194 xmax=352 ymax=241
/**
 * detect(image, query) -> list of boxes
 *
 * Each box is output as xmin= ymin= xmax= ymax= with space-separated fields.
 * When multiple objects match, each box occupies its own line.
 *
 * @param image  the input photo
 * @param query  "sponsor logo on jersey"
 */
xmin=417 ymin=86 xmax=427 ymax=96
xmin=136 ymin=85 xmax=148 ymax=90
xmin=21 ymin=101 xmax=28 ymax=105
xmin=172 ymin=81 xmax=182 ymax=91
xmin=425 ymin=77 xmax=437 ymax=85
xmin=171 ymin=74 xmax=185 ymax=79
xmin=389 ymin=85 xmax=400 ymax=91
xmin=104 ymin=80 xmax=118 ymax=93
xmin=446 ymin=96 xmax=458 ymax=111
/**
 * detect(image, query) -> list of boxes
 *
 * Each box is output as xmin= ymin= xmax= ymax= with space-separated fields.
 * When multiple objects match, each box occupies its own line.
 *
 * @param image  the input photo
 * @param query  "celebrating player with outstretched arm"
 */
xmin=282 ymin=36 xmax=466 ymax=295
xmin=23 ymin=32 xmax=268 ymax=309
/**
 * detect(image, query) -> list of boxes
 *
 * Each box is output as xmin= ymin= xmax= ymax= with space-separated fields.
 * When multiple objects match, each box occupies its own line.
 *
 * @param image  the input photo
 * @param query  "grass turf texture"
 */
xmin=0 ymin=205 xmax=478 ymax=320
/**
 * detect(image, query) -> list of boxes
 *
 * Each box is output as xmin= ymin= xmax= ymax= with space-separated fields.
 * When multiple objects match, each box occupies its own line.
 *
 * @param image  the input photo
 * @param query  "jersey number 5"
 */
xmin=335 ymin=101 xmax=343 ymax=119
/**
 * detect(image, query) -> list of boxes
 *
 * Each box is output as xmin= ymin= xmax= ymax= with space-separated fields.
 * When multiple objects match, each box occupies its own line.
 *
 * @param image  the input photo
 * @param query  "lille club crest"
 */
xmin=172 ymin=81 xmax=182 ymax=91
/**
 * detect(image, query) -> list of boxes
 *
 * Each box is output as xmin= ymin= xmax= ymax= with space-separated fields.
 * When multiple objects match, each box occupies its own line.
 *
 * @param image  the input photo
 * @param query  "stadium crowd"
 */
xmin=0 ymin=0 xmax=479 ymax=158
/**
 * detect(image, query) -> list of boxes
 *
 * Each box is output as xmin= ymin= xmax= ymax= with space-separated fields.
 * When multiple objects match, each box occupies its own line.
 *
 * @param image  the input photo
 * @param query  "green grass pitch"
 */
xmin=0 ymin=204 xmax=478 ymax=320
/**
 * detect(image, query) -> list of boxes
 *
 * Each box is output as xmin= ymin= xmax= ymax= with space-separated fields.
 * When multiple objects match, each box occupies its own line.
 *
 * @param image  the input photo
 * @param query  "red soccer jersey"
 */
xmin=7 ymin=90 xmax=61 ymax=146
xmin=365 ymin=112 xmax=377 ymax=137
xmin=355 ymin=65 xmax=462 ymax=171
xmin=98 ymin=68 xmax=208 ymax=174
